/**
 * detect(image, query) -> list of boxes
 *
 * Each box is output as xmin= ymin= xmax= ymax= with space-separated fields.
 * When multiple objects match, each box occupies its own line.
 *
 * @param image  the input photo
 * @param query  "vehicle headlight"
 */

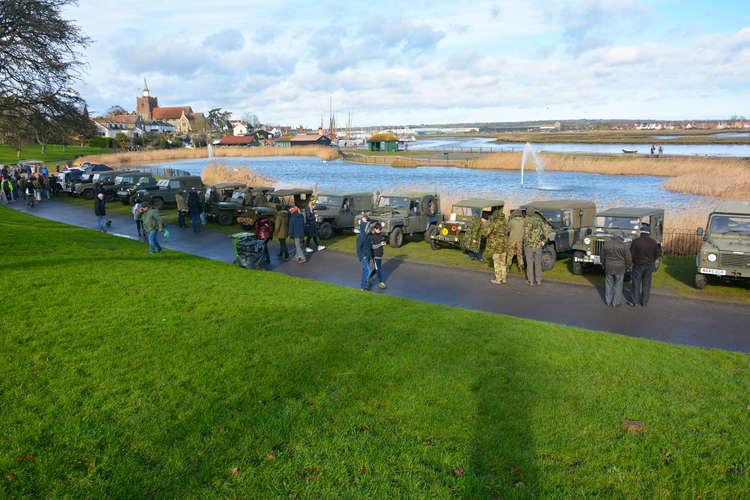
xmin=583 ymin=237 xmax=591 ymax=245
xmin=707 ymin=253 xmax=717 ymax=262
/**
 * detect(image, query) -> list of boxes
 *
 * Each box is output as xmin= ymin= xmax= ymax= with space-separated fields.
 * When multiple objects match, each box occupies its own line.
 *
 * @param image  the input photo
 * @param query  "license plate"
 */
xmin=700 ymin=268 xmax=726 ymax=276
xmin=437 ymin=236 xmax=452 ymax=242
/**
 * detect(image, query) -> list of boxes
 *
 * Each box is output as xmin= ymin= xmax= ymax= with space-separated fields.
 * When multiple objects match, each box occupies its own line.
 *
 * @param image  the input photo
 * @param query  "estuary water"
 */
xmin=144 ymin=156 xmax=715 ymax=209
xmin=408 ymin=136 xmax=750 ymax=157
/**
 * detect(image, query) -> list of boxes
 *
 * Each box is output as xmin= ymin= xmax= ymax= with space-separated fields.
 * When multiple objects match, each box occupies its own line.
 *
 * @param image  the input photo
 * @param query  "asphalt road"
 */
xmin=9 ymin=199 xmax=750 ymax=352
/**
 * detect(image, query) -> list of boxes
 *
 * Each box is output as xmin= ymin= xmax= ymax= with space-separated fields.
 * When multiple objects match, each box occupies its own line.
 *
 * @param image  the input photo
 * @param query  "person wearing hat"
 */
xmin=600 ymin=229 xmax=632 ymax=307
xmin=630 ymin=224 xmax=661 ymax=307
xmin=287 ymin=206 xmax=306 ymax=263
xmin=94 ymin=192 xmax=107 ymax=232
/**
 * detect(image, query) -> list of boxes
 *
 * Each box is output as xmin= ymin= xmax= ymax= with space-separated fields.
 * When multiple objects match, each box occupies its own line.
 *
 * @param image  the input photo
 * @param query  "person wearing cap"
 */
xmin=288 ymin=206 xmax=306 ymax=263
xmin=630 ymin=224 xmax=661 ymax=307
xmin=600 ymin=229 xmax=632 ymax=307
xmin=94 ymin=192 xmax=107 ymax=232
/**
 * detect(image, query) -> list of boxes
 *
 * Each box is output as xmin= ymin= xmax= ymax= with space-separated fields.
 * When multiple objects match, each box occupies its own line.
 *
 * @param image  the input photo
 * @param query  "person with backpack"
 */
xmin=255 ymin=214 xmax=274 ymax=264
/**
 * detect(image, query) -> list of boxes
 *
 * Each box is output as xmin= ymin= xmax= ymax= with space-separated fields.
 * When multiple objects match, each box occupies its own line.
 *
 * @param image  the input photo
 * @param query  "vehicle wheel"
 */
xmin=106 ymin=191 xmax=117 ymax=202
xmin=654 ymin=256 xmax=662 ymax=272
xmin=572 ymin=251 xmax=584 ymax=275
xmin=424 ymin=224 xmax=437 ymax=243
xmin=389 ymin=227 xmax=404 ymax=248
xmin=83 ymin=189 xmax=94 ymax=200
xmin=237 ymin=253 xmax=251 ymax=269
xmin=128 ymin=194 xmax=138 ymax=205
xmin=319 ymin=221 xmax=334 ymax=240
xmin=151 ymin=197 xmax=164 ymax=210
xmin=541 ymin=244 xmax=557 ymax=271
xmin=218 ymin=212 xmax=234 ymax=226
xmin=695 ymin=273 xmax=707 ymax=289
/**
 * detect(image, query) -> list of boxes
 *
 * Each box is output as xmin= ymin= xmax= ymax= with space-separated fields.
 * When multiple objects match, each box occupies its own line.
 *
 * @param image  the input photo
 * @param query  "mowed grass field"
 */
xmin=1 ymin=207 xmax=749 ymax=498
xmin=0 ymin=144 xmax=112 ymax=166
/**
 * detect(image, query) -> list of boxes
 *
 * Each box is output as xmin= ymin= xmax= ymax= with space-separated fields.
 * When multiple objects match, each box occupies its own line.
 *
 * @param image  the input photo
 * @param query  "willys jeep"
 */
xmin=314 ymin=191 xmax=374 ymax=240
xmin=430 ymin=199 xmax=504 ymax=251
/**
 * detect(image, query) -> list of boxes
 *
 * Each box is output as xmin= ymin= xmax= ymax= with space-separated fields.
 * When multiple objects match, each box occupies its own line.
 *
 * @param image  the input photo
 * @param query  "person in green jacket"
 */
xmin=142 ymin=204 xmax=164 ymax=254
xmin=274 ymin=208 xmax=289 ymax=261
xmin=465 ymin=213 xmax=485 ymax=262
xmin=481 ymin=211 xmax=508 ymax=284
xmin=523 ymin=211 xmax=550 ymax=286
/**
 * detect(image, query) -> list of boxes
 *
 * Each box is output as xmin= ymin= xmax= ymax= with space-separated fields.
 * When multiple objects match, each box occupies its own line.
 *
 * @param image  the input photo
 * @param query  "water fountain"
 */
xmin=521 ymin=142 xmax=546 ymax=187
xmin=207 ymin=143 xmax=215 ymax=159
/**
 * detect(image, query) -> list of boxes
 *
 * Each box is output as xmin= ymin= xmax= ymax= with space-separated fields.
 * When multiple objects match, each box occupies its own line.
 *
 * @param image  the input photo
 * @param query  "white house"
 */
xmin=230 ymin=120 xmax=252 ymax=136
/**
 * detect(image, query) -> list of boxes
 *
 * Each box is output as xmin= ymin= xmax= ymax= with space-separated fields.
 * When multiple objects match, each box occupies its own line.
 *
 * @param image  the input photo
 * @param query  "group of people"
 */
xmin=277 ymin=200 xmax=327 ymax=264
xmin=175 ymin=188 xmax=206 ymax=232
xmin=1 ymin=164 xmax=54 ymax=208
xmin=650 ymin=144 xmax=664 ymax=157
xmin=601 ymin=226 xmax=662 ymax=307
xmin=356 ymin=215 xmax=387 ymax=290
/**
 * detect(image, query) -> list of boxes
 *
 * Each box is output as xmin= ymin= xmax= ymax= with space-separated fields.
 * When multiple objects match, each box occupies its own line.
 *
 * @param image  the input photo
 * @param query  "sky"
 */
xmin=64 ymin=0 xmax=750 ymax=127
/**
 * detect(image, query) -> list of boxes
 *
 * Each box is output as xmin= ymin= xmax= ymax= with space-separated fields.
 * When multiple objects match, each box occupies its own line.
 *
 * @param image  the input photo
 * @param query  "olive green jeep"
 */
xmin=314 ymin=191 xmax=375 ymax=240
xmin=213 ymin=186 xmax=275 ymax=226
xmin=430 ymin=199 xmax=504 ymax=251
xmin=116 ymin=173 xmax=159 ymax=205
xmin=137 ymin=175 xmax=204 ymax=209
xmin=72 ymin=170 xmax=117 ymax=200
xmin=236 ymin=188 xmax=315 ymax=229
xmin=695 ymin=202 xmax=750 ymax=289
xmin=520 ymin=199 xmax=597 ymax=270
xmin=354 ymin=192 xmax=441 ymax=248
xmin=571 ymin=207 xmax=664 ymax=275
xmin=203 ymin=183 xmax=247 ymax=220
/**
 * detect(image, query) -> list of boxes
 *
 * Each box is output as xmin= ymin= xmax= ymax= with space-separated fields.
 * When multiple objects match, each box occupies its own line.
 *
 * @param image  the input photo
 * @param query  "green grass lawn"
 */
xmin=1 ymin=207 xmax=749 ymax=498
xmin=0 ymin=143 xmax=113 ymax=166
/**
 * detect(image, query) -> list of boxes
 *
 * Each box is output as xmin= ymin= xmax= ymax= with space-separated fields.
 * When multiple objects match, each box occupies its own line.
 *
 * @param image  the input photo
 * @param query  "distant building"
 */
xmin=135 ymin=79 xmax=204 ymax=134
xmin=229 ymin=120 xmax=252 ymax=136
xmin=217 ymin=135 xmax=258 ymax=146
xmin=95 ymin=113 xmax=145 ymax=139
xmin=368 ymin=133 xmax=399 ymax=152
xmin=275 ymin=135 xmax=292 ymax=148
xmin=290 ymin=134 xmax=332 ymax=147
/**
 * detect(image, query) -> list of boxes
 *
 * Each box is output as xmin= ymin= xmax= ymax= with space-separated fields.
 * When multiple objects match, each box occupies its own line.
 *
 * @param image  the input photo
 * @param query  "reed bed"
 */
xmin=74 ymin=145 xmax=339 ymax=166
xmin=200 ymin=162 xmax=276 ymax=187
xmin=468 ymin=152 xmax=750 ymax=201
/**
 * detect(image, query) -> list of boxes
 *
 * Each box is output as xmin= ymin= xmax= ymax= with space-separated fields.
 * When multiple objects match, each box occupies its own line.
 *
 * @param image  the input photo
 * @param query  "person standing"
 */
xmin=630 ymin=226 xmax=661 ymax=307
xmin=465 ymin=213 xmax=485 ymax=262
xmin=288 ymin=206 xmax=306 ymax=263
xmin=274 ymin=207 xmax=290 ymax=261
xmin=601 ymin=229 xmax=633 ymax=307
xmin=175 ymin=190 xmax=187 ymax=229
xmin=255 ymin=214 xmax=274 ymax=264
xmin=94 ymin=193 xmax=107 ymax=232
xmin=1 ymin=177 xmax=13 ymax=204
xmin=506 ymin=209 xmax=525 ymax=272
xmin=356 ymin=217 xmax=373 ymax=290
xmin=523 ymin=211 xmax=548 ymax=286
xmin=132 ymin=198 xmax=145 ymax=238
xmin=481 ymin=211 xmax=508 ymax=284
xmin=658 ymin=144 xmax=663 ymax=157
xmin=142 ymin=203 xmax=164 ymax=254
xmin=304 ymin=201 xmax=325 ymax=253
xmin=369 ymin=222 xmax=387 ymax=289
xmin=187 ymin=188 xmax=202 ymax=232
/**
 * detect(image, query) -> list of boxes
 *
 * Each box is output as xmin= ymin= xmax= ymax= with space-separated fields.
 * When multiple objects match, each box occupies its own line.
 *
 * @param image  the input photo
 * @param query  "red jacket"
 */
xmin=255 ymin=216 xmax=273 ymax=241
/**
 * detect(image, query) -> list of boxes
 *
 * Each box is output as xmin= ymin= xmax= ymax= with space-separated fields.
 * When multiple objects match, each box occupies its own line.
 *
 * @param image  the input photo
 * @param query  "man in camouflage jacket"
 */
xmin=523 ymin=212 xmax=550 ymax=286
xmin=481 ymin=212 xmax=508 ymax=284
xmin=465 ymin=214 xmax=485 ymax=262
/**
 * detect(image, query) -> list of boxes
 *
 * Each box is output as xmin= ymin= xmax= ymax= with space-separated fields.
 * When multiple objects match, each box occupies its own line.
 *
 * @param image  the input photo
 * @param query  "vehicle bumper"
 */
xmin=574 ymin=254 xmax=601 ymax=264
xmin=698 ymin=267 xmax=748 ymax=278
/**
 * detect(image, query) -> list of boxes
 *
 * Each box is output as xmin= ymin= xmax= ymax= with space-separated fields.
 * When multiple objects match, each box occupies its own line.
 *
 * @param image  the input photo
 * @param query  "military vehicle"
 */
xmin=117 ymin=174 xmax=159 ymax=204
xmin=137 ymin=175 xmax=204 ymax=209
xmin=354 ymin=191 xmax=441 ymax=248
xmin=203 ymin=183 xmax=247 ymax=218
xmin=213 ymin=186 xmax=275 ymax=226
xmin=236 ymin=188 xmax=314 ymax=228
xmin=314 ymin=191 xmax=374 ymax=239
xmin=572 ymin=207 xmax=664 ymax=275
xmin=55 ymin=169 xmax=85 ymax=194
xmin=430 ymin=198 xmax=505 ymax=251
xmin=72 ymin=170 xmax=118 ymax=200
xmin=694 ymin=202 xmax=750 ymax=289
xmin=519 ymin=199 xmax=597 ymax=270
xmin=99 ymin=170 xmax=146 ymax=202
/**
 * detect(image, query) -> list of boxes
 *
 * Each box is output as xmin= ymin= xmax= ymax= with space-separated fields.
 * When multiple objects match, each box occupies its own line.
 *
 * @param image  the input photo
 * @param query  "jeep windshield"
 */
xmin=317 ymin=195 xmax=342 ymax=207
xmin=114 ymin=176 xmax=134 ymax=185
xmin=709 ymin=215 xmax=750 ymax=235
xmin=377 ymin=196 xmax=409 ymax=209
xmin=138 ymin=177 xmax=152 ymax=184
xmin=156 ymin=179 xmax=170 ymax=188
xmin=595 ymin=216 xmax=641 ymax=230
xmin=540 ymin=210 xmax=572 ymax=228
xmin=453 ymin=206 xmax=482 ymax=217
xmin=231 ymin=191 xmax=245 ymax=201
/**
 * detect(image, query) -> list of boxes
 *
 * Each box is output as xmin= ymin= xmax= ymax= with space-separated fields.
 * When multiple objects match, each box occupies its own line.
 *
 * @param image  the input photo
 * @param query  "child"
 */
xmin=369 ymin=222 xmax=387 ymax=289
xmin=132 ymin=198 xmax=144 ymax=238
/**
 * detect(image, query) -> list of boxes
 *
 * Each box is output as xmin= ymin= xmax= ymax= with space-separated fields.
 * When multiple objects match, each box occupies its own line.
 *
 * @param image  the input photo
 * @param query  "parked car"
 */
xmin=137 ymin=175 xmax=204 ymax=209
xmin=314 ymin=191 xmax=374 ymax=239
xmin=354 ymin=191 xmax=441 ymax=248
xmin=695 ymin=202 xmax=750 ymax=289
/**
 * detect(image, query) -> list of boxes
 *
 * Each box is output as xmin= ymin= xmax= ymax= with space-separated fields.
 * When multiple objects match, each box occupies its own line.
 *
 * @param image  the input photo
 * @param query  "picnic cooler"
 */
xmin=235 ymin=235 xmax=265 ymax=270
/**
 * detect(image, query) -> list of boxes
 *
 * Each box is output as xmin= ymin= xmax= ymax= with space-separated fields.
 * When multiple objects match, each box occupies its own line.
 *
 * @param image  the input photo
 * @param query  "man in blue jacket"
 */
xmin=356 ymin=216 xmax=373 ymax=290
xmin=288 ymin=206 xmax=306 ymax=263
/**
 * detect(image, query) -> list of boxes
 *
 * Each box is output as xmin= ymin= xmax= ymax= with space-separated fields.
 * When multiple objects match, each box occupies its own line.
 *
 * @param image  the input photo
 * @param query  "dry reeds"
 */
xmin=74 ymin=145 xmax=339 ymax=166
xmin=200 ymin=162 xmax=276 ymax=187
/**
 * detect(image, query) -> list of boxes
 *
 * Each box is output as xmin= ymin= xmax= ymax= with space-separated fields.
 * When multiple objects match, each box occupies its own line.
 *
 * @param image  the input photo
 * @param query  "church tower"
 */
xmin=136 ymin=78 xmax=158 ymax=120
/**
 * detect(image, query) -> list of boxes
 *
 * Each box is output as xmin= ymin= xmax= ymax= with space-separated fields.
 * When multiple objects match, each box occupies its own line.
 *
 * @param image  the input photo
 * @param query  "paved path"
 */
xmin=9 ymin=200 xmax=750 ymax=352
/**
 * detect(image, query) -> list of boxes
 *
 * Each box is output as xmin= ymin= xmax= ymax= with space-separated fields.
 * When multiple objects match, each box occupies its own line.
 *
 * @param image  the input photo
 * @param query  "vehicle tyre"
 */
xmin=424 ymin=224 xmax=437 ymax=243
xmin=106 ymin=191 xmax=117 ymax=202
xmin=83 ymin=189 xmax=94 ymax=200
xmin=389 ymin=227 xmax=404 ymax=248
xmin=151 ymin=197 xmax=164 ymax=210
xmin=128 ymin=194 xmax=138 ymax=205
xmin=319 ymin=221 xmax=334 ymax=240
xmin=654 ymin=255 xmax=662 ymax=272
xmin=218 ymin=211 xmax=234 ymax=226
xmin=695 ymin=273 xmax=707 ymax=289
xmin=421 ymin=195 xmax=437 ymax=216
xmin=541 ymin=244 xmax=557 ymax=271
xmin=572 ymin=251 xmax=584 ymax=275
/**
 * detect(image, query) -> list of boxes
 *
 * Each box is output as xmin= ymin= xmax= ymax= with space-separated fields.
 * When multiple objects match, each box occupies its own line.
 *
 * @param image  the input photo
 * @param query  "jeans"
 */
xmin=135 ymin=219 xmax=143 ymax=236
xmin=97 ymin=215 xmax=106 ymax=231
xmin=360 ymin=256 xmax=371 ymax=289
xmin=372 ymin=257 xmax=383 ymax=283
xmin=631 ymin=265 xmax=653 ymax=306
xmin=191 ymin=214 xmax=201 ymax=232
xmin=524 ymin=246 xmax=543 ymax=284
xmin=148 ymin=230 xmax=162 ymax=253
xmin=605 ymin=273 xmax=625 ymax=306
xmin=178 ymin=211 xmax=187 ymax=228
xmin=278 ymin=238 xmax=289 ymax=258
xmin=293 ymin=237 xmax=305 ymax=261
xmin=305 ymin=224 xmax=320 ymax=248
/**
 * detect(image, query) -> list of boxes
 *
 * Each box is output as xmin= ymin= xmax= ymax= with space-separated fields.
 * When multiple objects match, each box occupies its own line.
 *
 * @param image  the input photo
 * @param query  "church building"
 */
xmin=135 ymin=80 xmax=204 ymax=134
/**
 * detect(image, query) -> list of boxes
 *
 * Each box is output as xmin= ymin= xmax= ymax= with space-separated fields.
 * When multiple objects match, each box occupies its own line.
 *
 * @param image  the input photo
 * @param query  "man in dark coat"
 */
xmin=94 ymin=192 xmax=107 ymax=232
xmin=630 ymin=226 xmax=661 ymax=307
xmin=288 ymin=206 xmax=306 ymax=263
xmin=601 ymin=229 xmax=633 ymax=307
xmin=187 ymin=188 xmax=203 ymax=232
xmin=304 ymin=200 xmax=325 ymax=252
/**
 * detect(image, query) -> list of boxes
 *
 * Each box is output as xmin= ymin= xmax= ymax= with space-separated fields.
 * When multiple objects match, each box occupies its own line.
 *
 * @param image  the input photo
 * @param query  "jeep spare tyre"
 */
xmin=421 ymin=195 xmax=437 ymax=216
xmin=389 ymin=227 xmax=404 ymax=248
xmin=541 ymin=244 xmax=557 ymax=271
xmin=217 ymin=211 xmax=234 ymax=226
xmin=318 ymin=221 xmax=333 ymax=240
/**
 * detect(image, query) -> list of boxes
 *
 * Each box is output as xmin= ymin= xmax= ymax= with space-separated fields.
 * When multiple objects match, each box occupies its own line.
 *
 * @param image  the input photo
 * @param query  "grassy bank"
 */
xmin=0 ymin=143 xmax=112 ymax=166
xmin=1 ymin=207 xmax=749 ymax=498
xmin=75 ymin=145 xmax=339 ymax=167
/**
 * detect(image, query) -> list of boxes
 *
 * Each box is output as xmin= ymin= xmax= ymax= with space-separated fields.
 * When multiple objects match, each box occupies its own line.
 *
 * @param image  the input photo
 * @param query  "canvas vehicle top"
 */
xmin=354 ymin=191 xmax=441 ymax=248
xmin=431 ymin=199 xmax=504 ymax=251
xmin=211 ymin=186 xmax=276 ymax=226
xmin=314 ymin=191 xmax=374 ymax=240
xmin=694 ymin=201 xmax=750 ymax=288
xmin=137 ymin=175 xmax=205 ymax=209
